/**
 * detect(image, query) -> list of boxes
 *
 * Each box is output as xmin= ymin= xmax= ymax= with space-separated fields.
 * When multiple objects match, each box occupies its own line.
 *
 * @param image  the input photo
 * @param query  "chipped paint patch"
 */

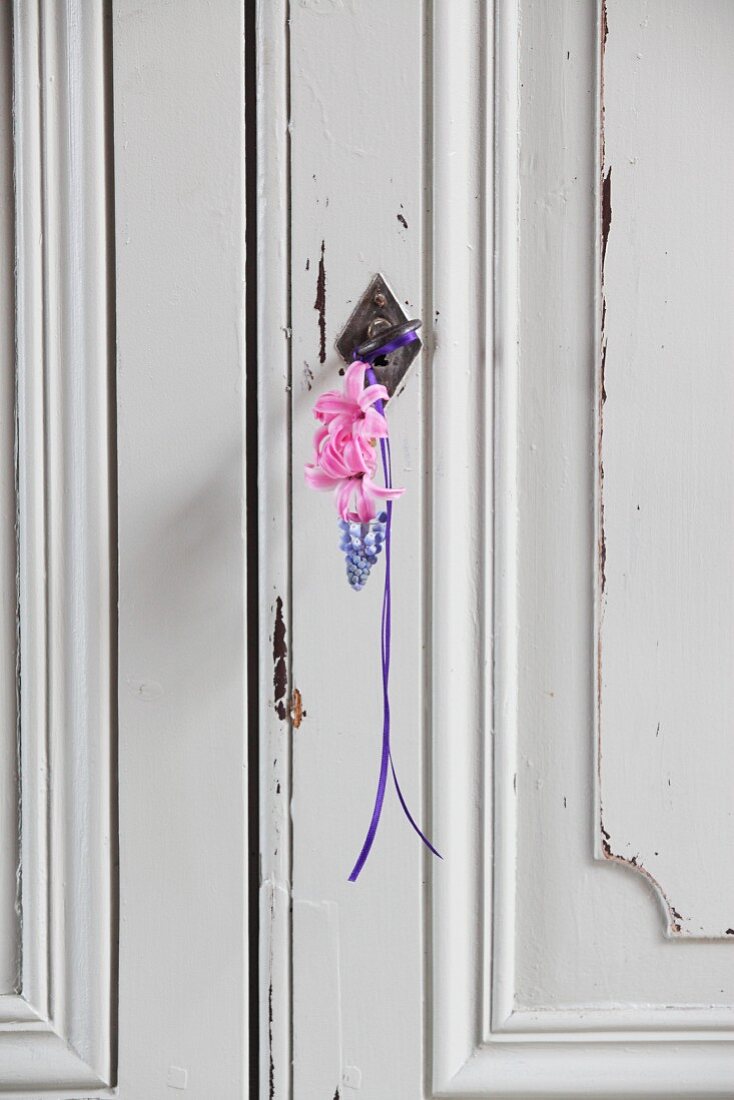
xmin=269 ymin=980 xmax=275 ymax=1099
xmin=601 ymin=167 xmax=612 ymax=262
xmin=273 ymin=596 xmax=288 ymax=721
xmin=166 ymin=1065 xmax=189 ymax=1090
xmin=598 ymin=490 xmax=607 ymax=593
xmin=600 ymin=812 xmax=687 ymax=935
xmin=314 ymin=240 xmax=327 ymax=364
xmin=596 ymin=5 xmax=610 ymax=880
xmin=598 ymin=171 xmax=611 ymax=598
xmin=341 ymin=1065 xmax=362 ymax=1090
xmin=290 ymin=687 xmax=306 ymax=729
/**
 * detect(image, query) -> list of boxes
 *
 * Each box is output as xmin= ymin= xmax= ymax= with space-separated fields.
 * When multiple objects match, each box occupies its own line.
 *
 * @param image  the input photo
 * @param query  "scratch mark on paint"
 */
xmin=306 ymin=257 xmax=310 ymax=271
xmin=599 ymin=467 xmax=607 ymax=594
xmin=314 ymin=240 xmax=327 ymax=364
xmin=290 ymin=688 xmax=306 ymax=729
xmin=600 ymin=304 xmax=607 ymax=406
xmin=597 ymin=48 xmax=611 ymax=603
xmin=397 ymin=212 xmax=408 ymax=229
xmin=273 ymin=597 xmax=288 ymax=721
xmin=269 ymin=980 xmax=275 ymax=1099
xmin=596 ymin=7 xmax=611 ymax=834
xmin=303 ymin=362 xmax=314 ymax=391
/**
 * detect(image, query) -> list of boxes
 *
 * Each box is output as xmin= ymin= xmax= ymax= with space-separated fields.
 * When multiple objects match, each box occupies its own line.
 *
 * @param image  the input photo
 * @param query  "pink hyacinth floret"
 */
xmin=304 ymin=361 xmax=405 ymax=521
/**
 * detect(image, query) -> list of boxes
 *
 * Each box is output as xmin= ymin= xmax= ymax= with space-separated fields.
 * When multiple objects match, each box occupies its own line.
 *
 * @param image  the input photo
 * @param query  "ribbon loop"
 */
xmin=347 ymin=359 xmax=442 ymax=881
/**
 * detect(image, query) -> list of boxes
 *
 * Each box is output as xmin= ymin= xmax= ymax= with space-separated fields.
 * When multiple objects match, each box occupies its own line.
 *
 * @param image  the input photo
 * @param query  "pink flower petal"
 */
xmin=354 ymin=479 xmax=376 ymax=521
xmin=318 ymin=445 xmax=352 ymax=479
xmin=304 ymin=464 xmax=338 ymax=490
xmin=323 ymin=413 xmax=354 ymax=436
xmin=305 ymin=360 xmax=405 ymax=521
xmin=358 ymin=383 xmax=389 ymax=411
xmin=359 ymin=408 xmax=389 ymax=438
xmin=335 ymin=478 xmax=356 ymax=519
xmin=344 ymin=437 xmax=376 ymax=475
xmin=316 ymin=420 xmax=378 ymax=478
xmin=313 ymin=392 xmax=356 ymax=422
xmin=311 ymin=425 xmax=329 ymax=459
xmin=362 ymin=475 xmax=405 ymax=502
xmin=344 ymin=361 xmax=367 ymax=403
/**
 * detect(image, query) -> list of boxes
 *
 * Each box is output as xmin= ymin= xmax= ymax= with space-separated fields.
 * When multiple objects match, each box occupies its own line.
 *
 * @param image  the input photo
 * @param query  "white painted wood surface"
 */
xmin=268 ymin=0 xmax=734 ymax=1095
xmin=1 ymin=2 xmax=249 ymax=1096
xmin=288 ymin=2 xmax=427 ymax=1097
xmin=114 ymin=1 xmax=248 ymax=1097
xmin=0 ymin=3 xmax=19 ymax=998
xmin=599 ymin=0 xmax=734 ymax=940
xmin=256 ymin=1 xmax=292 ymax=1097
xmin=2 ymin=2 xmax=116 ymax=1088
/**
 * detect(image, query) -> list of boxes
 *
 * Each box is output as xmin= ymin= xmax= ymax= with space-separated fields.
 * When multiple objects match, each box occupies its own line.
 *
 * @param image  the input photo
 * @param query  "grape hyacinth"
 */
xmin=339 ymin=512 xmax=388 ymax=590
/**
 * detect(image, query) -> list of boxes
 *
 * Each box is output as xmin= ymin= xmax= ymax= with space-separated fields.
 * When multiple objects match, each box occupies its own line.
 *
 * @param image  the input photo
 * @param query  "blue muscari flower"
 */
xmin=339 ymin=512 xmax=388 ymax=590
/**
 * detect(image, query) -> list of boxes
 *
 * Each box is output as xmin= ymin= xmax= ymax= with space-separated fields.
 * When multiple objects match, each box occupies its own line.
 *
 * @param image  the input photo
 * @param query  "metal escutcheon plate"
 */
xmin=335 ymin=273 xmax=422 ymax=399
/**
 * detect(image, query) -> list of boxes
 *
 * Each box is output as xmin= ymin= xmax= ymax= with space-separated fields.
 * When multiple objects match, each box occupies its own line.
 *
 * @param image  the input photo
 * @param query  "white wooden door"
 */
xmin=2 ymin=2 xmax=248 ymax=1097
xmin=262 ymin=0 xmax=734 ymax=1096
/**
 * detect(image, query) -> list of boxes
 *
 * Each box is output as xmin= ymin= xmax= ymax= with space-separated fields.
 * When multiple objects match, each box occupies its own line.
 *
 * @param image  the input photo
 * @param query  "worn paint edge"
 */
xmin=257 ymin=0 xmax=294 ymax=1095
xmin=272 ymin=596 xmax=288 ymax=722
xmin=594 ymin=0 xmax=692 ymax=940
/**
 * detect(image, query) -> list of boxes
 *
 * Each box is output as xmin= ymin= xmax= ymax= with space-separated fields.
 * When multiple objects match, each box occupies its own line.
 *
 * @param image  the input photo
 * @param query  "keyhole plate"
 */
xmin=335 ymin=273 xmax=422 ymax=399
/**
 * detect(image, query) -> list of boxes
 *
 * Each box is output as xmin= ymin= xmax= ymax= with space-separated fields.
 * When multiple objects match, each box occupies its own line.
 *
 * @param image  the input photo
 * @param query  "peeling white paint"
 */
xmin=599 ymin=0 xmax=734 ymax=939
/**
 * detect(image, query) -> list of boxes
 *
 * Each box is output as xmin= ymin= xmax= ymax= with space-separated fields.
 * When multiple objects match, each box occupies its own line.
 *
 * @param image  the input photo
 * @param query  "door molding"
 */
xmin=261 ymin=1 xmax=734 ymax=1096
xmin=1 ymin=0 xmax=116 ymax=1091
xmin=434 ymin=1 xmax=734 ymax=1096
xmin=256 ymin=2 xmax=292 ymax=1099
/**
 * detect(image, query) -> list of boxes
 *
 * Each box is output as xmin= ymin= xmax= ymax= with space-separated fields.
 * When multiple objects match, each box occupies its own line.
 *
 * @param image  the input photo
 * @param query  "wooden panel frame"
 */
xmin=431 ymin=1 xmax=734 ymax=1096
xmin=112 ymin=0 xmax=248 ymax=1094
xmin=0 ymin=0 xmax=116 ymax=1092
xmin=256 ymin=3 xmax=292 ymax=1098
xmin=262 ymin=0 xmax=734 ymax=1096
xmin=0 ymin=4 xmax=20 ymax=994
xmin=594 ymin=0 xmax=734 ymax=943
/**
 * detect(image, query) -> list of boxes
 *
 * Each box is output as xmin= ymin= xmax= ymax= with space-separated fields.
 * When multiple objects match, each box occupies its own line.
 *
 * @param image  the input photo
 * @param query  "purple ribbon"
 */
xmin=348 ymin=341 xmax=442 ymax=881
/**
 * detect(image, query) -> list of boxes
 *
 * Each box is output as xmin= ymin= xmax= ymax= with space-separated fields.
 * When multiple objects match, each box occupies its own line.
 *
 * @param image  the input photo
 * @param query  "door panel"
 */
xmin=1 ymin=2 xmax=249 ymax=1096
xmin=114 ymin=1 xmax=248 ymax=1096
xmin=599 ymin=0 xmax=734 ymax=942
xmin=289 ymin=2 xmax=427 ymax=1097
xmin=2 ymin=2 xmax=116 ymax=1088
xmin=269 ymin=0 xmax=734 ymax=1095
